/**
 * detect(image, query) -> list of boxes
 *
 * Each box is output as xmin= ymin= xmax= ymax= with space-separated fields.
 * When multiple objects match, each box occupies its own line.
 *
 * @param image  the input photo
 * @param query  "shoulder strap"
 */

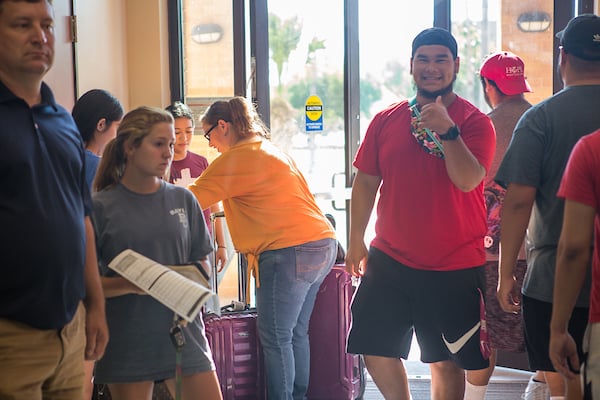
xmin=408 ymin=96 xmax=445 ymax=158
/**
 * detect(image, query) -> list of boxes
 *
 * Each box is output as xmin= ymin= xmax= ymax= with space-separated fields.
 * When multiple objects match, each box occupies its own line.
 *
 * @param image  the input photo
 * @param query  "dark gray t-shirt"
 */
xmin=495 ymin=85 xmax=600 ymax=306
xmin=92 ymin=181 xmax=214 ymax=382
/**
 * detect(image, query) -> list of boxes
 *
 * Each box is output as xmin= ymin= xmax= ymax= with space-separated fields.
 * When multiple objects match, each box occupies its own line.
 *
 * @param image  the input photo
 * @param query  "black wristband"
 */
xmin=439 ymin=125 xmax=460 ymax=141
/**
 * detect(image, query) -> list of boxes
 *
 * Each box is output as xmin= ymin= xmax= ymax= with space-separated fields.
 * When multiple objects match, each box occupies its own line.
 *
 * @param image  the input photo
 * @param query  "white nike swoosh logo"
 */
xmin=442 ymin=322 xmax=481 ymax=354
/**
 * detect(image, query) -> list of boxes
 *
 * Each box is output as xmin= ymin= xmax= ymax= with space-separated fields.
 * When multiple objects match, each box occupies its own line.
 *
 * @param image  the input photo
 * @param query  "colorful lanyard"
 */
xmin=408 ymin=96 xmax=445 ymax=158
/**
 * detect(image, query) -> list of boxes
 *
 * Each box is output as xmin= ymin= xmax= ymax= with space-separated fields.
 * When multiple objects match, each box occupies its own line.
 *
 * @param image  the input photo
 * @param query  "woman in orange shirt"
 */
xmin=187 ymin=96 xmax=336 ymax=400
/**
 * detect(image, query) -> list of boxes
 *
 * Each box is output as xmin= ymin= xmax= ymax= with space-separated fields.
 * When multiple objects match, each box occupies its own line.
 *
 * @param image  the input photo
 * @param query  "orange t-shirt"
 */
xmin=187 ymin=140 xmax=335 ymax=287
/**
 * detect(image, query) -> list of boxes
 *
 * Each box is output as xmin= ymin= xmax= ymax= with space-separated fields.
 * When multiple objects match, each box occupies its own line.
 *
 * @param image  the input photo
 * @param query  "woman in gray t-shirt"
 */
xmin=91 ymin=106 xmax=222 ymax=399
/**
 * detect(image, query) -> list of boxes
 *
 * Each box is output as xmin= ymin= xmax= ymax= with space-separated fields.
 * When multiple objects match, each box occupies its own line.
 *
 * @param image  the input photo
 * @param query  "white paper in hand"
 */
xmin=108 ymin=249 xmax=215 ymax=322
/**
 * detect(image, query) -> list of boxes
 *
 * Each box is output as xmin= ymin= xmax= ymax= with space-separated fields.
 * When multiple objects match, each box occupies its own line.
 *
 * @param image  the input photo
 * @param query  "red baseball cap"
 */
xmin=479 ymin=51 xmax=532 ymax=96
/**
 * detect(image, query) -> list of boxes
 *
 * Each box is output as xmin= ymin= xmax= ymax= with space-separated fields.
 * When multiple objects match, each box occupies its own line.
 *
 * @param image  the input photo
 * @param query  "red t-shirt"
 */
xmin=169 ymin=151 xmax=211 ymax=232
xmin=354 ymin=96 xmax=495 ymax=270
xmin=170 ymin=151 xmax=209 ymax=182
xmin=558 ymin=129 xmax=600 ymax=323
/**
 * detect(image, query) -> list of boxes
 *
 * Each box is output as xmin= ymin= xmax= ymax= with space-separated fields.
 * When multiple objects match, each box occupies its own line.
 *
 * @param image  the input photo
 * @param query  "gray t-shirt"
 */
xmin=92 ymin=181 xmax=214 ymax=382
xmin=495 ymin=85 xmax=600 ymax=306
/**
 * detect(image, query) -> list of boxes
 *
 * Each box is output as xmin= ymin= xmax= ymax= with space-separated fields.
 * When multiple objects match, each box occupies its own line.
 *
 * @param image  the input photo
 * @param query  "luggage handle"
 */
xmin=210 ymin=211 xmax=250 ymax=308
xmin=209 ymin=211 xmax=225 ymax=296
xmin=220 ymin=300 xmax=247 ymax=313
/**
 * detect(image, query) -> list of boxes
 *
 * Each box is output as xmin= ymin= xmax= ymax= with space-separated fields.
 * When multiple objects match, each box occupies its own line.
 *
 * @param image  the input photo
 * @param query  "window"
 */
xmin=169 ymin=0 xmax=591 ymax=306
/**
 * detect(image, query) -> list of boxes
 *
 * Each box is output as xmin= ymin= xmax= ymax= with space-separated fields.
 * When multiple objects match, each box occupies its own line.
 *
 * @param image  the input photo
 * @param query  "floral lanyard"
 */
xmin=408 ymin=97 xmax=445 ymax=158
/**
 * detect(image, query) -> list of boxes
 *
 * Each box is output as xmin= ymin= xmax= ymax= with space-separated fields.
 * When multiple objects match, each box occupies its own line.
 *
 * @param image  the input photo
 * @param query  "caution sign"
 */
xmin=305 ymin=95 xmax=323 ymax=132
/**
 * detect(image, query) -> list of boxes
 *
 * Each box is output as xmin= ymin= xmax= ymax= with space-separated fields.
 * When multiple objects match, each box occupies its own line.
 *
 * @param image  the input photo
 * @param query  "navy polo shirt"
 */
xmin=0 ymin=81 xmax=92 ymax=330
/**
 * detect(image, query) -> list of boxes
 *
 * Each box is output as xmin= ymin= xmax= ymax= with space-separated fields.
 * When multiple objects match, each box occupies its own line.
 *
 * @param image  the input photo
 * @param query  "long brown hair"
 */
xmin=199 ymin=96 xmax=271 ymax=140
xmin=94 ymin=106 xmax=173 ymax=191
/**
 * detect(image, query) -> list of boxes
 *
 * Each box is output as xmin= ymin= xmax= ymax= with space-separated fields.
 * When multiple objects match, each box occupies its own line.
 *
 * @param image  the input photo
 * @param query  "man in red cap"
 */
xmin=464 ymin=51 xmax=540 ymax=400
xmin=497 ymin=13 xmax=600 ymax=400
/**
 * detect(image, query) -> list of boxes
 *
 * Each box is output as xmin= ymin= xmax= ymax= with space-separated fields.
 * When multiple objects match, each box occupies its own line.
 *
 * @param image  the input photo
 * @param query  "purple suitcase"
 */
xmin=204 ymin=311 xmax=266 ymax=400
xmin=205 ymin=212 xmax=267 ymax=399
xmin=306 ymin=263 xmax=366 ymax=400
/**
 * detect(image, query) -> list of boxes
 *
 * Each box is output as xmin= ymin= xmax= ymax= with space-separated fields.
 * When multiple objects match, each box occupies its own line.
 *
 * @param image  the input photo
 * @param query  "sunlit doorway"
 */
xmin=266 ymin=1 xmax=349 ymax=247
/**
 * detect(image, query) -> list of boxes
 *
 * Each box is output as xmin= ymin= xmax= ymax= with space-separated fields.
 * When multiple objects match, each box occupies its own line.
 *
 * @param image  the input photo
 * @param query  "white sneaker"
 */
xmin=522 ymin=377 xmax=550 ymax=400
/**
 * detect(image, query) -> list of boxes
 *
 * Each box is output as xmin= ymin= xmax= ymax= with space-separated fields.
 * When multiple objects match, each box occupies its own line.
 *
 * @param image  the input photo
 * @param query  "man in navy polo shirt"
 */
xmin=0 ymin=1 xmax=108 ymax=398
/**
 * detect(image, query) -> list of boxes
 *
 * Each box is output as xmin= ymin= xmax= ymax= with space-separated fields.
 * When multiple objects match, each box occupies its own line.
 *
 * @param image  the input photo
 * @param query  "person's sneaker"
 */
xmin=522 ymin=377 xmax=550 ymax=400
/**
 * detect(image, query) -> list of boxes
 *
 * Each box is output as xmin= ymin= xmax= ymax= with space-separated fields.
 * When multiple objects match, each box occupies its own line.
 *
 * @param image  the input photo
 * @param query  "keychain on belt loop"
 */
xmin=170 ymin=314 xmax=187 ymax=400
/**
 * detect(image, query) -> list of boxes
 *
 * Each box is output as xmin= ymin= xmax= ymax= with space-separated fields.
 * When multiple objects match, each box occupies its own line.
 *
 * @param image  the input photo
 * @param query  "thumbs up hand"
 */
xmin=418 ymin=95 xmax=455 ymax=135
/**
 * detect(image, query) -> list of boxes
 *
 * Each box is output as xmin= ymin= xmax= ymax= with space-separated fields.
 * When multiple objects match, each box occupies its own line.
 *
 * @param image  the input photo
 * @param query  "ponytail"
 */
xmin=93 ymin=106 xmax=173 ymax=192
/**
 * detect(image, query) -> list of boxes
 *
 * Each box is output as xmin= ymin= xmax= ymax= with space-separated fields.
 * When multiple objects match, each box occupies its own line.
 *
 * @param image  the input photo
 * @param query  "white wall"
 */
xmin=124 ymin=0 xmax=171 ymax=109
xmin=75 ymin=0 xmax=171 ymax=111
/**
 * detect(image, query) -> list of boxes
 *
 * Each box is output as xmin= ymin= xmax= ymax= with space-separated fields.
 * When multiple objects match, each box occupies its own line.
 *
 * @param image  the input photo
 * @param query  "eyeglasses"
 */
xmin=204 ymin=124 xmax=217 ymax=141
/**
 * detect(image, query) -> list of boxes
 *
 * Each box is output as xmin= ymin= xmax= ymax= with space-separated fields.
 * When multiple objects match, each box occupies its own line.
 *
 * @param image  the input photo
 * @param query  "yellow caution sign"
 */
xmin=305 ymin=95 xmax=323 ymax=132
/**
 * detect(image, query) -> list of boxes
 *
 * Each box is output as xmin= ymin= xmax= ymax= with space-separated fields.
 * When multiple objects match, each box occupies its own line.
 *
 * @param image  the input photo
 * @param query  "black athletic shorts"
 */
xmin=522 ymin=295 xmax=588 ymax=371
xmin=347 ymin=247 xmax=489 ymax=370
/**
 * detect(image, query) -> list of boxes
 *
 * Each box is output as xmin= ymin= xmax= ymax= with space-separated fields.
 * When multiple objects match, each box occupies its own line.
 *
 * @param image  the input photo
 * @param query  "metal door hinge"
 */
xmin=70 ymin=15 xmax=77 ymax=43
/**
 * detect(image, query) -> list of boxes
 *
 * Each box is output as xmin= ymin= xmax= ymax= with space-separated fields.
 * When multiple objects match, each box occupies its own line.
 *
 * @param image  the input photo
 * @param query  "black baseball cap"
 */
xmin=556 ymin=14 xmax=600 ymax=61
xmin=412 ymin=28 xmax=458 ymax=59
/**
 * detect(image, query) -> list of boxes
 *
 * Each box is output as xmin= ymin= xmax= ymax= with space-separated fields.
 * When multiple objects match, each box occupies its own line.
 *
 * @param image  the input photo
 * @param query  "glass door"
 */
xmin=177 ymin=0 xmax=569 ymax=253
xmin=265 ymin=1 xmax=349 ymax=246
xmin=357 ymin=2 xmax=434 ymax=246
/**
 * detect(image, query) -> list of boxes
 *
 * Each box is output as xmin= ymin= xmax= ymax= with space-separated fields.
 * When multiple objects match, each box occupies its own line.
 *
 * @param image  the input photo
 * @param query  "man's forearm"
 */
xmin=552 ymin=200 xmax=595 ymax=331
xmin=348 ymin=172 xmax=379 ymax=246
xmin=443 ymin=138 xmax=486 ymax=192
xmin=551 ymin=249 xmax=589 ymax=332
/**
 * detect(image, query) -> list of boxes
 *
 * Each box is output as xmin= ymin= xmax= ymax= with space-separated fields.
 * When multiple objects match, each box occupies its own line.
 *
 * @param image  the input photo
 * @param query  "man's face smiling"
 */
xmin=411 ymin=44 xmax=459 ymax=99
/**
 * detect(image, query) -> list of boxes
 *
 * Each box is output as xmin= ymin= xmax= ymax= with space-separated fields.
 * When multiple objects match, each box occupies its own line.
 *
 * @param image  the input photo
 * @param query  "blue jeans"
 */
xmin=256 ymin=238 xmax=336 ymax=400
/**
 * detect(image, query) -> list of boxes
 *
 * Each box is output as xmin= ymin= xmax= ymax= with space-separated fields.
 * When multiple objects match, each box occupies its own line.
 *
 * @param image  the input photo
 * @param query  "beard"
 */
xmin=416 ymin=76 xmax=456 ymax=99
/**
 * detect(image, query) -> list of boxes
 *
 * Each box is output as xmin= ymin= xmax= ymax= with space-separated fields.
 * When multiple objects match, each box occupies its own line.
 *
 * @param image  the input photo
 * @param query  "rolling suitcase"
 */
xmin=204 ymin=212 xmax=267 ymax=400
xmin=306 ymin=263 xmax=366 ymax=400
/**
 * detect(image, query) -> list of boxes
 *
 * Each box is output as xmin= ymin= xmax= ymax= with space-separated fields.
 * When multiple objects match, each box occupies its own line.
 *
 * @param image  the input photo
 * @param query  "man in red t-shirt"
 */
xmin=551 ymin=128 xmax=600 ymax=400
xmin=345 ymin=27 xmax=495 ymax=399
